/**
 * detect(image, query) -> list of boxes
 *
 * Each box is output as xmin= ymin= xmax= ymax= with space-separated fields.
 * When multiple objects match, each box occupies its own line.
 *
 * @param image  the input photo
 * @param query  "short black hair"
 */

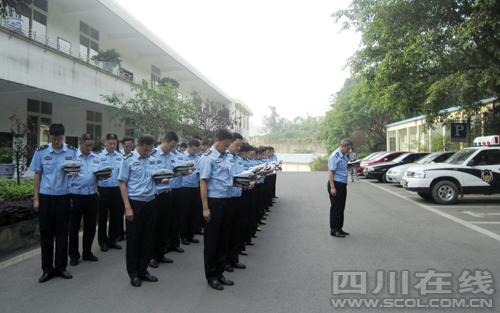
xmin=232 ymin=132 xmax=243 ymax=142
xmin=79 ymin=133 xmax=94 ymax=143
xmin=215 ymin=129 xmax=233 ymax=142
xmin=122 ymin=136 xmax=134 ymax=144
xmin=188 ymin=139 xmax=200 ymax=147
xmin=164 ymin=132 xmax=179 ymax=143
xmin=105 ymin=133 xmax=118 ymax=141
xmin=154 ymin=141 xmax=162 ymax=147
xmin=179 ymin=142 xmax=187 ymax=149
xmin=193 ymin=135 xmax=202 ymax=141
xmin=48 ymin=124 xmax=65 ymax=136
xmin=239 ymin=142 xmax=250 ymax=152
xmin=202 ymin=138 xmax=210 ymax=146
xmin=138 ymin=134 xmax=155 ymax=146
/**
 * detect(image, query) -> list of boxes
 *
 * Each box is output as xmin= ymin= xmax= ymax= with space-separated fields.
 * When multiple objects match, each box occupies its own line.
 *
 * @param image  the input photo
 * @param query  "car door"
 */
xmin=468 ymin=149 xmax=500 ymax=193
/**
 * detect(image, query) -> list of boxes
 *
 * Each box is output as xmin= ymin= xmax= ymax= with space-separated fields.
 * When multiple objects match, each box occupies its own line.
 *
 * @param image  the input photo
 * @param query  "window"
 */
xmin=151 ymin=64 xmax=161 ymax=86
xmin=16 ymin=0 xmax=47 ymax=41
xmin=27 ymin=99 xmax=52 ymax=147
xmin=125 ymin=118 xmax=135 ymax=138
xmin=80 ymin=21 xmax=99 ymax=62
xmin=86 ymin=110 xmax=102 ymax=138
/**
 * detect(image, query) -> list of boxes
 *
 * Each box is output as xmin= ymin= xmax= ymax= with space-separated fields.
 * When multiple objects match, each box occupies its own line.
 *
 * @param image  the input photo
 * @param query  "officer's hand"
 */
xmin=68 ymin=172 xmax=79 ymax=178
xmin=330 ymin=187 xmax=337 ymax=197
xmin=203 ymin=207 xmax=211 ymax=223
xmin=160 ymin=178 xmax=170 ymax=185
xmin=249 ymin=181 xmax=256 ymax=188
xmin=97 ymin=174 xmax=112 ymax=181
xmin=34 ymin=199 xmax=39 ymax=212
xmin=126 ymin=207 xmax=134 ymax=222
xmin=256 ymin=175 xmax=262 ymax=180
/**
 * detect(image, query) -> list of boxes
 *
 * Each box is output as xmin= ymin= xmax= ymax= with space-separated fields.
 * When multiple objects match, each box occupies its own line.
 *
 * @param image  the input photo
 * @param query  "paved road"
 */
xmin=0 ymin=172 xmax=499 ymax=313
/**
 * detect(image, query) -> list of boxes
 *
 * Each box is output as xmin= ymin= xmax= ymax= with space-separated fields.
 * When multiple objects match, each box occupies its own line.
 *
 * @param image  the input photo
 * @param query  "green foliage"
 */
xmin=430 ymin=134 xmax=462 ymax=152
xmin=0 ymin=147 xmax=13 ymax=163
xmin=91 ymin=49 xmax=122 ymax=67
xmin=334 ymin=0 xmax=500 ymax=126
xmin=310 ymin=155 xmax=329 ymax=171
xmin=357 ymin=153 xmax=367 ymax=159
xmin=92 ymin=137 xmax=105 ymax=153
xmin=0 ymin=179 xmax=34 ymax=200
xmin=293 ymin=149 xmax=313 ymax=154
xmin=9 ymin=107 xmax=37 ymax=184
xmin=159 ymin=77 xmax=180 ymax=89
xmin=0 ymin=0 xmax=32 ymax=18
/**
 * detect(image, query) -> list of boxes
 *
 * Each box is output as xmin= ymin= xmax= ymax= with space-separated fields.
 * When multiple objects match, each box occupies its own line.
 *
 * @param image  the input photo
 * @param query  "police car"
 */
xmin=401 ymin=135 xmax=500 ymax=204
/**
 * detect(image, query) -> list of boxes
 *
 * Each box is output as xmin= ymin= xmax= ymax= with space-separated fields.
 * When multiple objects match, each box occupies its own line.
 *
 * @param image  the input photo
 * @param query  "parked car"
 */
xmin=386 ymin=151 xmax=456 ymax=184
xmin=359 ymin=151 xmax=409 ymax=177
xmin=364 ymin=152 xmax=430 ymax=182
xmin=356 ymin=152 xmax=387 ymax=176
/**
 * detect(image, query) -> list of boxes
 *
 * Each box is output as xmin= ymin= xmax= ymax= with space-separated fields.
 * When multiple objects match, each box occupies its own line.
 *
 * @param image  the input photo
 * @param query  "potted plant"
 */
xmin=91 ymin=49 xmax=122 ymax=73
xmin=0 ymin=0 xmax=32 ymax=30
xmin=0 ymin=147 xmax=15 ymax=179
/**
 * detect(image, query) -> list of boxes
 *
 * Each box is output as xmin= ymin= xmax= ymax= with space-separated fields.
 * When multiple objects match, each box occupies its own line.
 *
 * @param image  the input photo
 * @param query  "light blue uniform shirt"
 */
xmin=97 ymin=149 xmax=123 ymax=187
xmin=28 ymin=143 xmax=77 ymax=196
xmin=150 ymin=147 xmax=175 ymax=192
xmin=255 ymin=159 xmax=265 ymax=184
xmin=231 ymin=153 xmax=245 ymax=198
xmin=118 ymin=150 xmax=157 ymax=202
xmin=181 ymin=151 xmax=200 ymax=188
xmin=169 ymin=150 xmax=185 ymax=189
xmin=198 ymin=146 xmax=233 ymax=199
xmin=328 ymin=147 xmax=348 ymax=184
xmin=69 ymin=149 xmax=100 ymax=195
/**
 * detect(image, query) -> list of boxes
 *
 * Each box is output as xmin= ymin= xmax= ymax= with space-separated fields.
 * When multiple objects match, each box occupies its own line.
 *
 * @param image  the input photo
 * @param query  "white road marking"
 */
xmin=462 ymin=211 xmax=485 ymax=217
xmin=470 ymin=222 xmax=500 ymax=224
xmin=370 ymin=183 xmax=500 ymax=242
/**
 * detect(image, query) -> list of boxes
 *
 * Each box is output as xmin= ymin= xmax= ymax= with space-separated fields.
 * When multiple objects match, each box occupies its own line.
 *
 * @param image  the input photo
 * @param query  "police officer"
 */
xmin=149 ymin=132 xmax=178 ymax=268
xmin=167 ymin=132 xmax=185 ymax=253
xmin=180 ymin=139 xmax=201 ymax=246
xmin=97 ymin=133 xmax=124 ymax=252
xmin=69 ymin=133 xmax=106 ymax=265
xmin=118 ymin=134 xmax=168 ymax=287
xmin=29 ymin=123 xmax=76 ymax=283
xmin=198 ymin=129 xmax=235 ymax=291
xmin=328 ymin=138 xmax=353 ymax=238
xmin=120 ymin=136 xmax=134 ymax=156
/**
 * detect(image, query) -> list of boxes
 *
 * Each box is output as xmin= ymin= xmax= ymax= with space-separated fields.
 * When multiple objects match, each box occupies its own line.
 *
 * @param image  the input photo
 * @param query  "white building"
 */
xmin=0 ymin=0 xmax=252 ymax=149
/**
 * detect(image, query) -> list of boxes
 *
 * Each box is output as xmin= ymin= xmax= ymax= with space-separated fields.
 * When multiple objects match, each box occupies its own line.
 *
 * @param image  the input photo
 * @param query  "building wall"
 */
xmin=282 ymin=163 xmax=311 ymax=172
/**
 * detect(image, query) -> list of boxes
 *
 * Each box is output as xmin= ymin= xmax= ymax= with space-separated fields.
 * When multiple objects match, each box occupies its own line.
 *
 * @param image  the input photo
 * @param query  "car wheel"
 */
xmin=431 ymin=180 xmax=458 ymax=205
xmin=417 ymin=192 xmax=433 ymax=200
xmin=382 ymin=173 xmax=388 ymax=183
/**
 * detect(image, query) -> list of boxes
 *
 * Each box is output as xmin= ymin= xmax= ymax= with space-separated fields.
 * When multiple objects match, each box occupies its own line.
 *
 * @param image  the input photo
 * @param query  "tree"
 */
xmin=159 ymin=77 xmax=180 ymax=89
xmin=9 ymin=108 xmax=37 ymax=184
xmin=318 ymin=76 xmax=396 ymax=153
xmin=195 ymin=101 xmax=239 ymax=140
xmin=334 ymin=0 xmax=500 ymax=125
xmin=261 ymin=106 xmax=289 ymax=134
xmin=102 ymin=81 xmax=198 ymax=140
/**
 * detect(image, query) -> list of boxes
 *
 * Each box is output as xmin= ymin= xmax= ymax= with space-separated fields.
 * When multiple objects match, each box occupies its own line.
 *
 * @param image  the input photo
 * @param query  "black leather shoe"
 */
xmin=157 ymin=256 xmax=174 ymax=263
xmin=172 ymin=246 xmax=184 ymax=253
xmin=218 ymin=276 xmax=234 ymax=286
xmin=208 ymin=280 xmax=224 ymax=290
xmin=224 ymin=264 xmax=234 ymax=272
xmin=331 ymin=231 xmax=345 ymax=238
xmin=83 ymin=254 xmax=99 ymax=262
xmin=189 ymin=237 xmax=199 ymax=243
xmin=100 ymin=243 xmax=109 ymax=252
xmin=116 ymin=235 xmax=125 ymax=242
xmin=56 ymin=270 xmax=73 ymax=279
xmin=251 ymin=234 xmax=257 ymax=238
xmin=340 ymin=230 xmax=350 ymax=235
xmin=70 ymin=259 xmax=79 ymax=266
xmin=149 ymin=259 xmax=159 ymax=268
xmin=140 ymin=273 xmax=158 ymax=282
xmin=131 ymin=277 xmax=141 ymax=287
xmin=263 ymin=213 xmax=268 ymax=216
xmin=245 ymin=241 xmax=254 ymax=245
xmin=232 ymin=263 xmax=246 ymax=269
xmin=259 ymin=222 xmax=266 ymax=225
xmin=239 ymin=251 xmax=248 ymax=256
xmin=181 ymin=238 xmax=190 ymax=245
xmin=256 ymin=228 xmax=262 ymax=231
xmin=39 ymin=272 xmax=54 ymax=283
xmin=261 ymin=217 xmax=267 ymax=220
xmin=196 ymin=230 xmax=204 ymax=236
xmin=110 ymin=242 xmax=122 ymax=249
xmin=269 ymin=203 xmax=273 ymax=207
xmin=265 ymin=208 xmax=272 ymax=212
xmin=273 ymin=196 xmax=278 ymax=199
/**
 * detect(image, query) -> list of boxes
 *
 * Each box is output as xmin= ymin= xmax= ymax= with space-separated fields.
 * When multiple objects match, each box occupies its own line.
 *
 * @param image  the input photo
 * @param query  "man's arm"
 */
xmin=200 ymin=179 xmax=210 ymax=222
xmin=119 ymin=181 xmax=133 ymax=222
xmin=33 ymin=172 xmax=41 ymax=212
xmin=329 ymin=170 xmax=336 ymax=196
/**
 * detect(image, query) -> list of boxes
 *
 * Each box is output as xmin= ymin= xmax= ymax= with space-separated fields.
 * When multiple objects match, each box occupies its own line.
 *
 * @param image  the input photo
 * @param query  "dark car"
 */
xmin=358 ymin=151 xmax=408 ymax=176
xmin=363 ymin=152 xmax=430 ymax=182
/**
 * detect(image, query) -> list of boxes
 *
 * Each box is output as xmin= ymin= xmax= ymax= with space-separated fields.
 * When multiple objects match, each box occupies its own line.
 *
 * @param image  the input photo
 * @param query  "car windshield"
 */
xmin=364 ymin=152 xmax=384 ymax=160
xmin=416 ymin=153 xmax=439 ymax=164
xmin=391 ymin=153 xmax=411 ymax=163
xmin=445 ymin=149 xmax=477 ymax=165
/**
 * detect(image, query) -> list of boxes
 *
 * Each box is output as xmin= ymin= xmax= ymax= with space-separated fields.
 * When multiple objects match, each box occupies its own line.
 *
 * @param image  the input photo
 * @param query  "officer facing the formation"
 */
xmin=29 ymin=123 xmax=77 ymax=283
xmin=69 ymin=133 xmax=109 ymax=266
xmin=97 ymin=133 xmax=124 ymax=252
xmin=118 ymin=134 xmax=169 ymax=287
xmin=198 ymin=129 xmax=236 ymax=291
xmin=328 ymin=138 xmax=353 ymax=238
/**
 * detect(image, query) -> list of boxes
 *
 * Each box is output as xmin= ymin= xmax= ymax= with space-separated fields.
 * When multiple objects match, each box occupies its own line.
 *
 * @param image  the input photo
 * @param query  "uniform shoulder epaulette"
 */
xmin=150 ymin=149 xmax=157 ymax=155
xmin=335 ymin=152 xmax=340 ymax=157
xmin=204 ymin=150 xmax=212 ymax=156
xmin=36 ymin=144 xmax=49 ymax=151
xmin=67 ymin=145 xmax=77 ymax=150
xmin=123 ymin=152 xmax=133 ymax=160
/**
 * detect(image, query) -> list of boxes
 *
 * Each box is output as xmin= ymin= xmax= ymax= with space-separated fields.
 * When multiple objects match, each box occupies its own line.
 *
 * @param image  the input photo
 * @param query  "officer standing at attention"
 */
xmin=180 ymin=138 xmax=201 ymax=246
xmin=118 ymin=134 xmax=168 ymax=287
xmin=328 ymin=138 xmax=353 ymax=238
xmin=97 ymin=133 xmax=124 ymax=252
xmin=69 ymin=133 xmax=106 ymax=265
xmin=120 ymin=136 xmax=134 ymax=156
xmin=29 ymin=123 xmax=77 ymax=283
xmin=198 ymin=129 xmax=235 ymax=291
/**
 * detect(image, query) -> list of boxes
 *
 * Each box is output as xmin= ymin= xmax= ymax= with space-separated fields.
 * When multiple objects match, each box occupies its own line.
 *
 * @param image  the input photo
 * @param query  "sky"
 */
xmin=114 ymin=0 xmax=362 ymax=134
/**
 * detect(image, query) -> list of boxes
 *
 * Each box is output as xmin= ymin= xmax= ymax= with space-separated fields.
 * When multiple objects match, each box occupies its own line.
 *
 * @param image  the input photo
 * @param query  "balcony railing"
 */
xmin=0 ymin=18 xmax=145 ymax=85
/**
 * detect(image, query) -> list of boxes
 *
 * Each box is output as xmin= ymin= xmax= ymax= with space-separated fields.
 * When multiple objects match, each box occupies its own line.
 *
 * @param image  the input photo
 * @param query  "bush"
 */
xmin=310 ymin=155 xmax=329 ymax=171
xmin=0 ymin=199 xmax=37 ymax=227
xmin=0 ymin=179 xmax=34 ymax=201
xmin=0 ymin=147 xmax=14 ymax=163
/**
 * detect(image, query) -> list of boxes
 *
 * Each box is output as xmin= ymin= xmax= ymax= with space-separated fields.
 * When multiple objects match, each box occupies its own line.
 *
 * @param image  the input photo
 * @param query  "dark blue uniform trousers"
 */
xmin=328 ymin=180 xmax=348 ymax=231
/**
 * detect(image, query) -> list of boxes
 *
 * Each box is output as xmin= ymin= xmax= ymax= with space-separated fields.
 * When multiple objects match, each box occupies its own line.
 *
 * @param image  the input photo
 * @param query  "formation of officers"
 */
xmin=29 ymin=124 xmax=279 ymax=290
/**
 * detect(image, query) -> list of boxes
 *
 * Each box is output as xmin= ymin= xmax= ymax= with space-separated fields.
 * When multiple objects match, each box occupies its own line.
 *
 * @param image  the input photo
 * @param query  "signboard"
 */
xmin=451 ymin=122 xmax=467 ymax=142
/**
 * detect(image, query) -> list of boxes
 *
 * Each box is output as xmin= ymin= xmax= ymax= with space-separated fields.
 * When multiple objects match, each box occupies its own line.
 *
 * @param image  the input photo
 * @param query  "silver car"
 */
xmin=386 ymin=152 xmax=455 ymax=184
